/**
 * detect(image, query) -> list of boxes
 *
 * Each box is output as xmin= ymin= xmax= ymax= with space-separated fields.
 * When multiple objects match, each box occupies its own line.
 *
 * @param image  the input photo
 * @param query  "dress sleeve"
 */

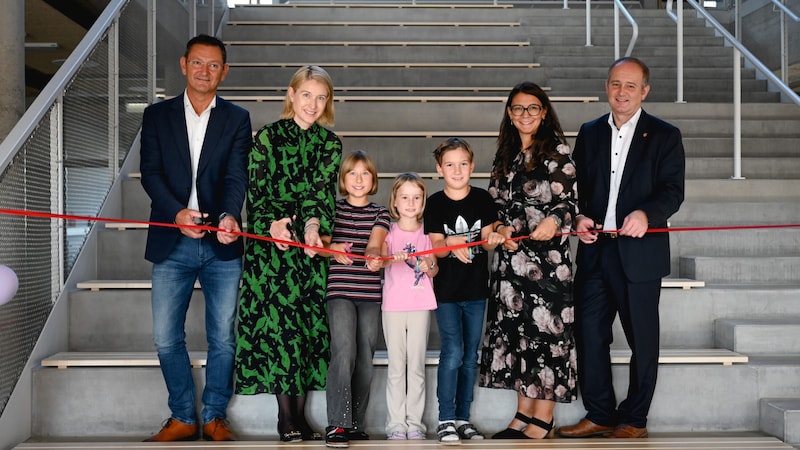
xmin=246 ymin=126 xmax=276 ymax=237
xmin=300 ymin=129 xmax=343 ymax=235
xmin=546 ymin=143 xmax=578 ymax=232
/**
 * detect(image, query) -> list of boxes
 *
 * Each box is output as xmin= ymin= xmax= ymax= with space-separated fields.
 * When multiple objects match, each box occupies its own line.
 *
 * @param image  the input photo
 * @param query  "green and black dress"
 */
xmin=235 ymin=118 xmax=342 ymax=396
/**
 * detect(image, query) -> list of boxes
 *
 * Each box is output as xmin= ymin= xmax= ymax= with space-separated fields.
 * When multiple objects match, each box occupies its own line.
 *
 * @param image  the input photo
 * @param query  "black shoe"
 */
xmin=280 ymin=430 xmax=302 ymax=443
xmin=346 ymin=428 xmax=370 ymax=440
xmin=325 ymin=426 xmax=350 ymax=448
xmin=302 ymin=431 xmax=323 ymax=440
xmin=492 ymin=427 xmax=527 ymax=439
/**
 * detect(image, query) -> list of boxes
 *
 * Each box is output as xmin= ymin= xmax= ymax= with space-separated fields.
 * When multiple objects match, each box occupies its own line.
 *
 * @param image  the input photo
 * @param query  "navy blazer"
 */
xmin=573 ymin=110 xmax=685 ymax=283
xmin=139 ymin=94 xmax=251 ymax=263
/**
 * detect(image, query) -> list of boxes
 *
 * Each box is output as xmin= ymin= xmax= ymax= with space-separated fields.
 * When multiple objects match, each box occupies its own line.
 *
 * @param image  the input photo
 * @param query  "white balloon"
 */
xmin=0 ymin=264 xmax=19 ymax=306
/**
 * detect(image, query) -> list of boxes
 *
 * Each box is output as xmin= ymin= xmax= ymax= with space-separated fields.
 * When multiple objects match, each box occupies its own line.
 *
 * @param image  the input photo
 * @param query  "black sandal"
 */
xmin=491 ymin=412 xmax=531 ymax=439
xmin=518 ymin=414 xmax=555 ymax=439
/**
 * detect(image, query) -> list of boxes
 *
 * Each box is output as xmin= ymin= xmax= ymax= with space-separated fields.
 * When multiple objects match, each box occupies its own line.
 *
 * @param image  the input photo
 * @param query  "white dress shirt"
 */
xmin=602 ymin=108 xmax=642 ymax=231
xmin=183 ymin=91 xmax=216 ymax=212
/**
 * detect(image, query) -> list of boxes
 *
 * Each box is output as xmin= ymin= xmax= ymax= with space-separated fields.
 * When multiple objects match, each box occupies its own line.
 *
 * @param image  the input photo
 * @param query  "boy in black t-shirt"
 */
xmin=423 ymin=137 xmax=506 ymax=444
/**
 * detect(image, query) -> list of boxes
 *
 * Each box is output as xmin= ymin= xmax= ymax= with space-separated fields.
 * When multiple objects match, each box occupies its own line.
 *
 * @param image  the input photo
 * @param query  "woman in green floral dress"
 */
xmin=235 ymin=65 xmax=342 ymax=442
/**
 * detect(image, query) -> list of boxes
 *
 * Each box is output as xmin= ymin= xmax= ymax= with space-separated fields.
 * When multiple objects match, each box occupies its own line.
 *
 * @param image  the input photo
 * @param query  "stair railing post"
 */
xmin=614 ymin=0 xmax=620 ymax=59
xmin=51 ymin=97 xmax=65 ymax=291
xmin=733 ymin=0 xmax=744 ymax=179
xmin=148 ymin=0 xmax=156 ymax=104
xmin=190 ymin=0 xmax=197 ymax=40
xmin=108 ymin=18 xmax=119 ymax=178
xmin=586 ymin=0 xmax=592 ymax=47
xmin=677 ymin=0 xmax=685 ymax=103
xmin=781 ymin=0 xmax=787 ymax=85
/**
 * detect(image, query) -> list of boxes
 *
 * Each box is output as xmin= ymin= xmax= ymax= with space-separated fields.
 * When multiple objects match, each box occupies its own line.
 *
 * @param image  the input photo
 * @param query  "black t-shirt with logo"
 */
xmin=423 ymin=186 xmax=499 ymax=303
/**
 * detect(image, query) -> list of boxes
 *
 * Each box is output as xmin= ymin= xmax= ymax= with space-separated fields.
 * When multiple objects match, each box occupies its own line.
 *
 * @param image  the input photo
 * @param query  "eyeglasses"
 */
xmin=188 ymin=59 xmax=222 ymax=72
xmin=510 ymin=104 xmax=544 ymax=117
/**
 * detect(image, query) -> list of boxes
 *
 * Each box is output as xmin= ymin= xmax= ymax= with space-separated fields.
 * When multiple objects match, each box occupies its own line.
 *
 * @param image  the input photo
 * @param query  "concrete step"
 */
xmin=67 ymin=287 xmax=440 ymax=352
xmin=70 ymin=283 xmax=799 ymax=352
xmin=686 ymin=156 xmax=800 ymax=179
xmin=680 ymin=255 xmax=800 ymax=284
xmin=236 ymin=100 xmax=800 ymax=137
xmin=31 ymin=356 xmax=773 ymax=439
xmin=223 ymin=24 xmax=530 ymax=41
xmin=683 ymin=179 xmax=800 ymax=201
xmin=12 ymin=436 xmax=796 ymax=449
xmin=715 ymin=319 xmax=800 ymax=354
xmin=672 ymin=200 xmax=800 ymax=226
xmin=760 ymin=398 xmax=800 ymax=445
xmin=533 ymin=34 xmax=726 ymax=47
xmin=223 ymin=66 xmax=547 ymax=91
xmin=227 ymin=45 xmax=536 ymax=64
xmin=535 ymin=44 xmax=734 ymax=57
xmin=231 ymin=5 xmax=521 ymax=22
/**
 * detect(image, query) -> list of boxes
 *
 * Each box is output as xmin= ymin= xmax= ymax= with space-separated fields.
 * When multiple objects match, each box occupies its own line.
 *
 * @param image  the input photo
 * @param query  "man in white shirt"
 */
xmin=557 ymin=57 xmax=685 ymax=439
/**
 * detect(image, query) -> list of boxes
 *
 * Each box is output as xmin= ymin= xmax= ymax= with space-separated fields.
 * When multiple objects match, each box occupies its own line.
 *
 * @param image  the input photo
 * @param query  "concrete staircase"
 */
xmin=20 ymin=2 xmax=800 ymax=448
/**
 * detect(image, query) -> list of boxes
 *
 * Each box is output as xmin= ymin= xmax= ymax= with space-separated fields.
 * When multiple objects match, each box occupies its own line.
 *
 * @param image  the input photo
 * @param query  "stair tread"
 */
xmin=12 ymin=435 xmax=793 ymax=449
xmin=75 ymin=278 xmax=706 ymax=290
xmin=12 ymin=435 xmax=794 ymax=449
xmin=40 ymin=348 xmax=747 ymax=368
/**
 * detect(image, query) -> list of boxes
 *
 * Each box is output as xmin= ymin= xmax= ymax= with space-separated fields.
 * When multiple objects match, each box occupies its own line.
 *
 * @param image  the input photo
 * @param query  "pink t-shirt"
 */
xmin=382 ymin=222 xmax=437 ymax=312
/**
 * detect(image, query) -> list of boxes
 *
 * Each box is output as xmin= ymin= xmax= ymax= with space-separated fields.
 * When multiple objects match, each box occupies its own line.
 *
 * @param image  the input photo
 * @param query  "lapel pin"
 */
xmin=643 ymin=132 xmax=648 ymax=138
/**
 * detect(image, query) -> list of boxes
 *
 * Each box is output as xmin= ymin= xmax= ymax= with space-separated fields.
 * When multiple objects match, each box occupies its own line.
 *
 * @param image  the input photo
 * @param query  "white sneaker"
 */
xmin=407 ymin=430 xmax=426 ymax=440
xmin=387 ymin=431 xmax=407 ymax=440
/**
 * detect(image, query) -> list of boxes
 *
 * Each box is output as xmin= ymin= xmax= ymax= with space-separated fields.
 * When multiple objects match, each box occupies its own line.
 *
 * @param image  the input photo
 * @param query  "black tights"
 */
xmin=276 ymin=394 xmax=311 ymax=434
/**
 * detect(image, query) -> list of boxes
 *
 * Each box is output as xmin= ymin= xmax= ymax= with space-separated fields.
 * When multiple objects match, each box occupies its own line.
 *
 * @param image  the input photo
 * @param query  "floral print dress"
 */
xmin=235 ymin=118 xmax=342 ymax=396
xmin=478 ymin=142 xmax=578 ymax=403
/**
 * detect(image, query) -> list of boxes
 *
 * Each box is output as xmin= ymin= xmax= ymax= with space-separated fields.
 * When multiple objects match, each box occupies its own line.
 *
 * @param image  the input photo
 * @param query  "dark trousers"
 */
xmin=575 ymin=237 xmax=661 ymax=428
xmin=326 ymin=298 xmax=381 ymax=429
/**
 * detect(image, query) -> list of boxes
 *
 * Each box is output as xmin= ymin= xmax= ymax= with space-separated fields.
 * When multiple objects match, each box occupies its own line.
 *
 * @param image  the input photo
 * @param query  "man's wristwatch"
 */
xmin=218 ymin=212 xmax=231 ymax=223
xmin=549 ymin=214 xmax=563 ymax=227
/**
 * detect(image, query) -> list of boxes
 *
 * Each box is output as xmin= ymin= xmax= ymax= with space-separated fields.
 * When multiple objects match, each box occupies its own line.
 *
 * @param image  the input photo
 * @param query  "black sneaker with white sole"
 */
xmin=325 ymin=426 xmax=350 ymax=448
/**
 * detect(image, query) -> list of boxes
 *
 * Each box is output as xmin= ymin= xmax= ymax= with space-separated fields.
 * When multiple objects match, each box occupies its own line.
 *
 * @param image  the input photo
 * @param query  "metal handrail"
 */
xmin=584 ymin=0 xmax=638 ymax=57
xmin=666 ymin=0 xmax=800 ymax=106
xmin=666 ymin=0 xmax=800 ymax=179
xmin=0 ymin=1 xmax=128 ymax=175
xmin=614 ymin=0 xmax=638 ymax=59
xmin=771 ymin=0 xmax=800 ymax=21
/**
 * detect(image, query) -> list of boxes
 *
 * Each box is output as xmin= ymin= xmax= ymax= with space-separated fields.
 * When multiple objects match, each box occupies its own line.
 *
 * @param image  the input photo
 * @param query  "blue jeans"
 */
xmin=434 ymin=299 xmax=486 ymax=421
xmin=151 ymin=235 xmax=241 ymax=425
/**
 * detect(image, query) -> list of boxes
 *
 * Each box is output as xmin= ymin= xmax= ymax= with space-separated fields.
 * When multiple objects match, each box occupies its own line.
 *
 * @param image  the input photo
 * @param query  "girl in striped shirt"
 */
xmin=322 ymin=150 xmax=391 ymax=448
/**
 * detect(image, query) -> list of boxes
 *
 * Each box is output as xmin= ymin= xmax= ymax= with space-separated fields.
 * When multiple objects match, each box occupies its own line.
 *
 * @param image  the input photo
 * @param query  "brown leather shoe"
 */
xmin=556 ymin=419 xmax=616 ymax=438
xmin=606 ymin=424 xmax=648 ymax=438
xmin=203 ymin=417 xmax=236 ymax=441
xmin=143 ymin=418 xmax=199 ymax=442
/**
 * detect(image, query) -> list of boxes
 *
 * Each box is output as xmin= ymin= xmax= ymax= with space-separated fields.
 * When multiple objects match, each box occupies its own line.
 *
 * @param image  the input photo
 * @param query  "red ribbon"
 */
xmin=2 ymin=207 xmax=799 ymax=262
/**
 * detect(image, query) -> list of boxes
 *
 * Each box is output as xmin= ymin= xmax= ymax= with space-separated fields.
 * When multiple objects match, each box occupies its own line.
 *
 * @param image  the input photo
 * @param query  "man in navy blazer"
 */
xmin=557 ymin=57 xmax=685 ymax=439
xmin=139 ymin=34 xmax=251 ymax=442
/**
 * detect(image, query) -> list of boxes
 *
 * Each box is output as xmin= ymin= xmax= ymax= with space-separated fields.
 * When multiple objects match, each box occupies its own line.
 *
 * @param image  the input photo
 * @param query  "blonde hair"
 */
xmin=388 ymin=172 xmax=426 ymax=221
xmin=338 ymin=150 xmax=379 ymax=196
xmin=280 ymin=65 xmax=335 ymax=127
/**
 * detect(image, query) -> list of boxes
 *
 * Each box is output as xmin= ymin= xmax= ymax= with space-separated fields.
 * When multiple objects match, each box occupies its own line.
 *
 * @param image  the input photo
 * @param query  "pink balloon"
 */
xmin=0 ymin=265 xmax=19 ymax=306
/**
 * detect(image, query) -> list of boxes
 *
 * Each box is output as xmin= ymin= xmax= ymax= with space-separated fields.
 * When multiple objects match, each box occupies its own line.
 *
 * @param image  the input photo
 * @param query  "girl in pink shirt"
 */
xmin=367 ymin=172 xmax=438 ymax=440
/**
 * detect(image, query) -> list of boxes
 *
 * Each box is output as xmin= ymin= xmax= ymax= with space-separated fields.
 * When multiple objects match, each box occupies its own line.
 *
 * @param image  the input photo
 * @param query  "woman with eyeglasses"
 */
xmin=478 ymin=82 xmax=578 ymax=439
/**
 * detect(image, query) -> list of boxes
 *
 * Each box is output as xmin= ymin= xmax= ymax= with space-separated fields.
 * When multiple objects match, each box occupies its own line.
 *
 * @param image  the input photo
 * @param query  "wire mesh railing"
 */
xmin=0 ymin=0 xmax=227 ymax=421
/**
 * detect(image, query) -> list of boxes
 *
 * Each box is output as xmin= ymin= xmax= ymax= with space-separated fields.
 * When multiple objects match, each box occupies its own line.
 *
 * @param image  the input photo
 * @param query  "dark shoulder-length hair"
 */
xmin=492 ymin=81 xmax=566 ymax=179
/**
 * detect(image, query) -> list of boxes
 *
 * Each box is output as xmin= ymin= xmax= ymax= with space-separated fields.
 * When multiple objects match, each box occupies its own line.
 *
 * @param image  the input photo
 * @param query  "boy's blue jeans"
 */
xmin=434 ymin=299 xmax=486 ymax=421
